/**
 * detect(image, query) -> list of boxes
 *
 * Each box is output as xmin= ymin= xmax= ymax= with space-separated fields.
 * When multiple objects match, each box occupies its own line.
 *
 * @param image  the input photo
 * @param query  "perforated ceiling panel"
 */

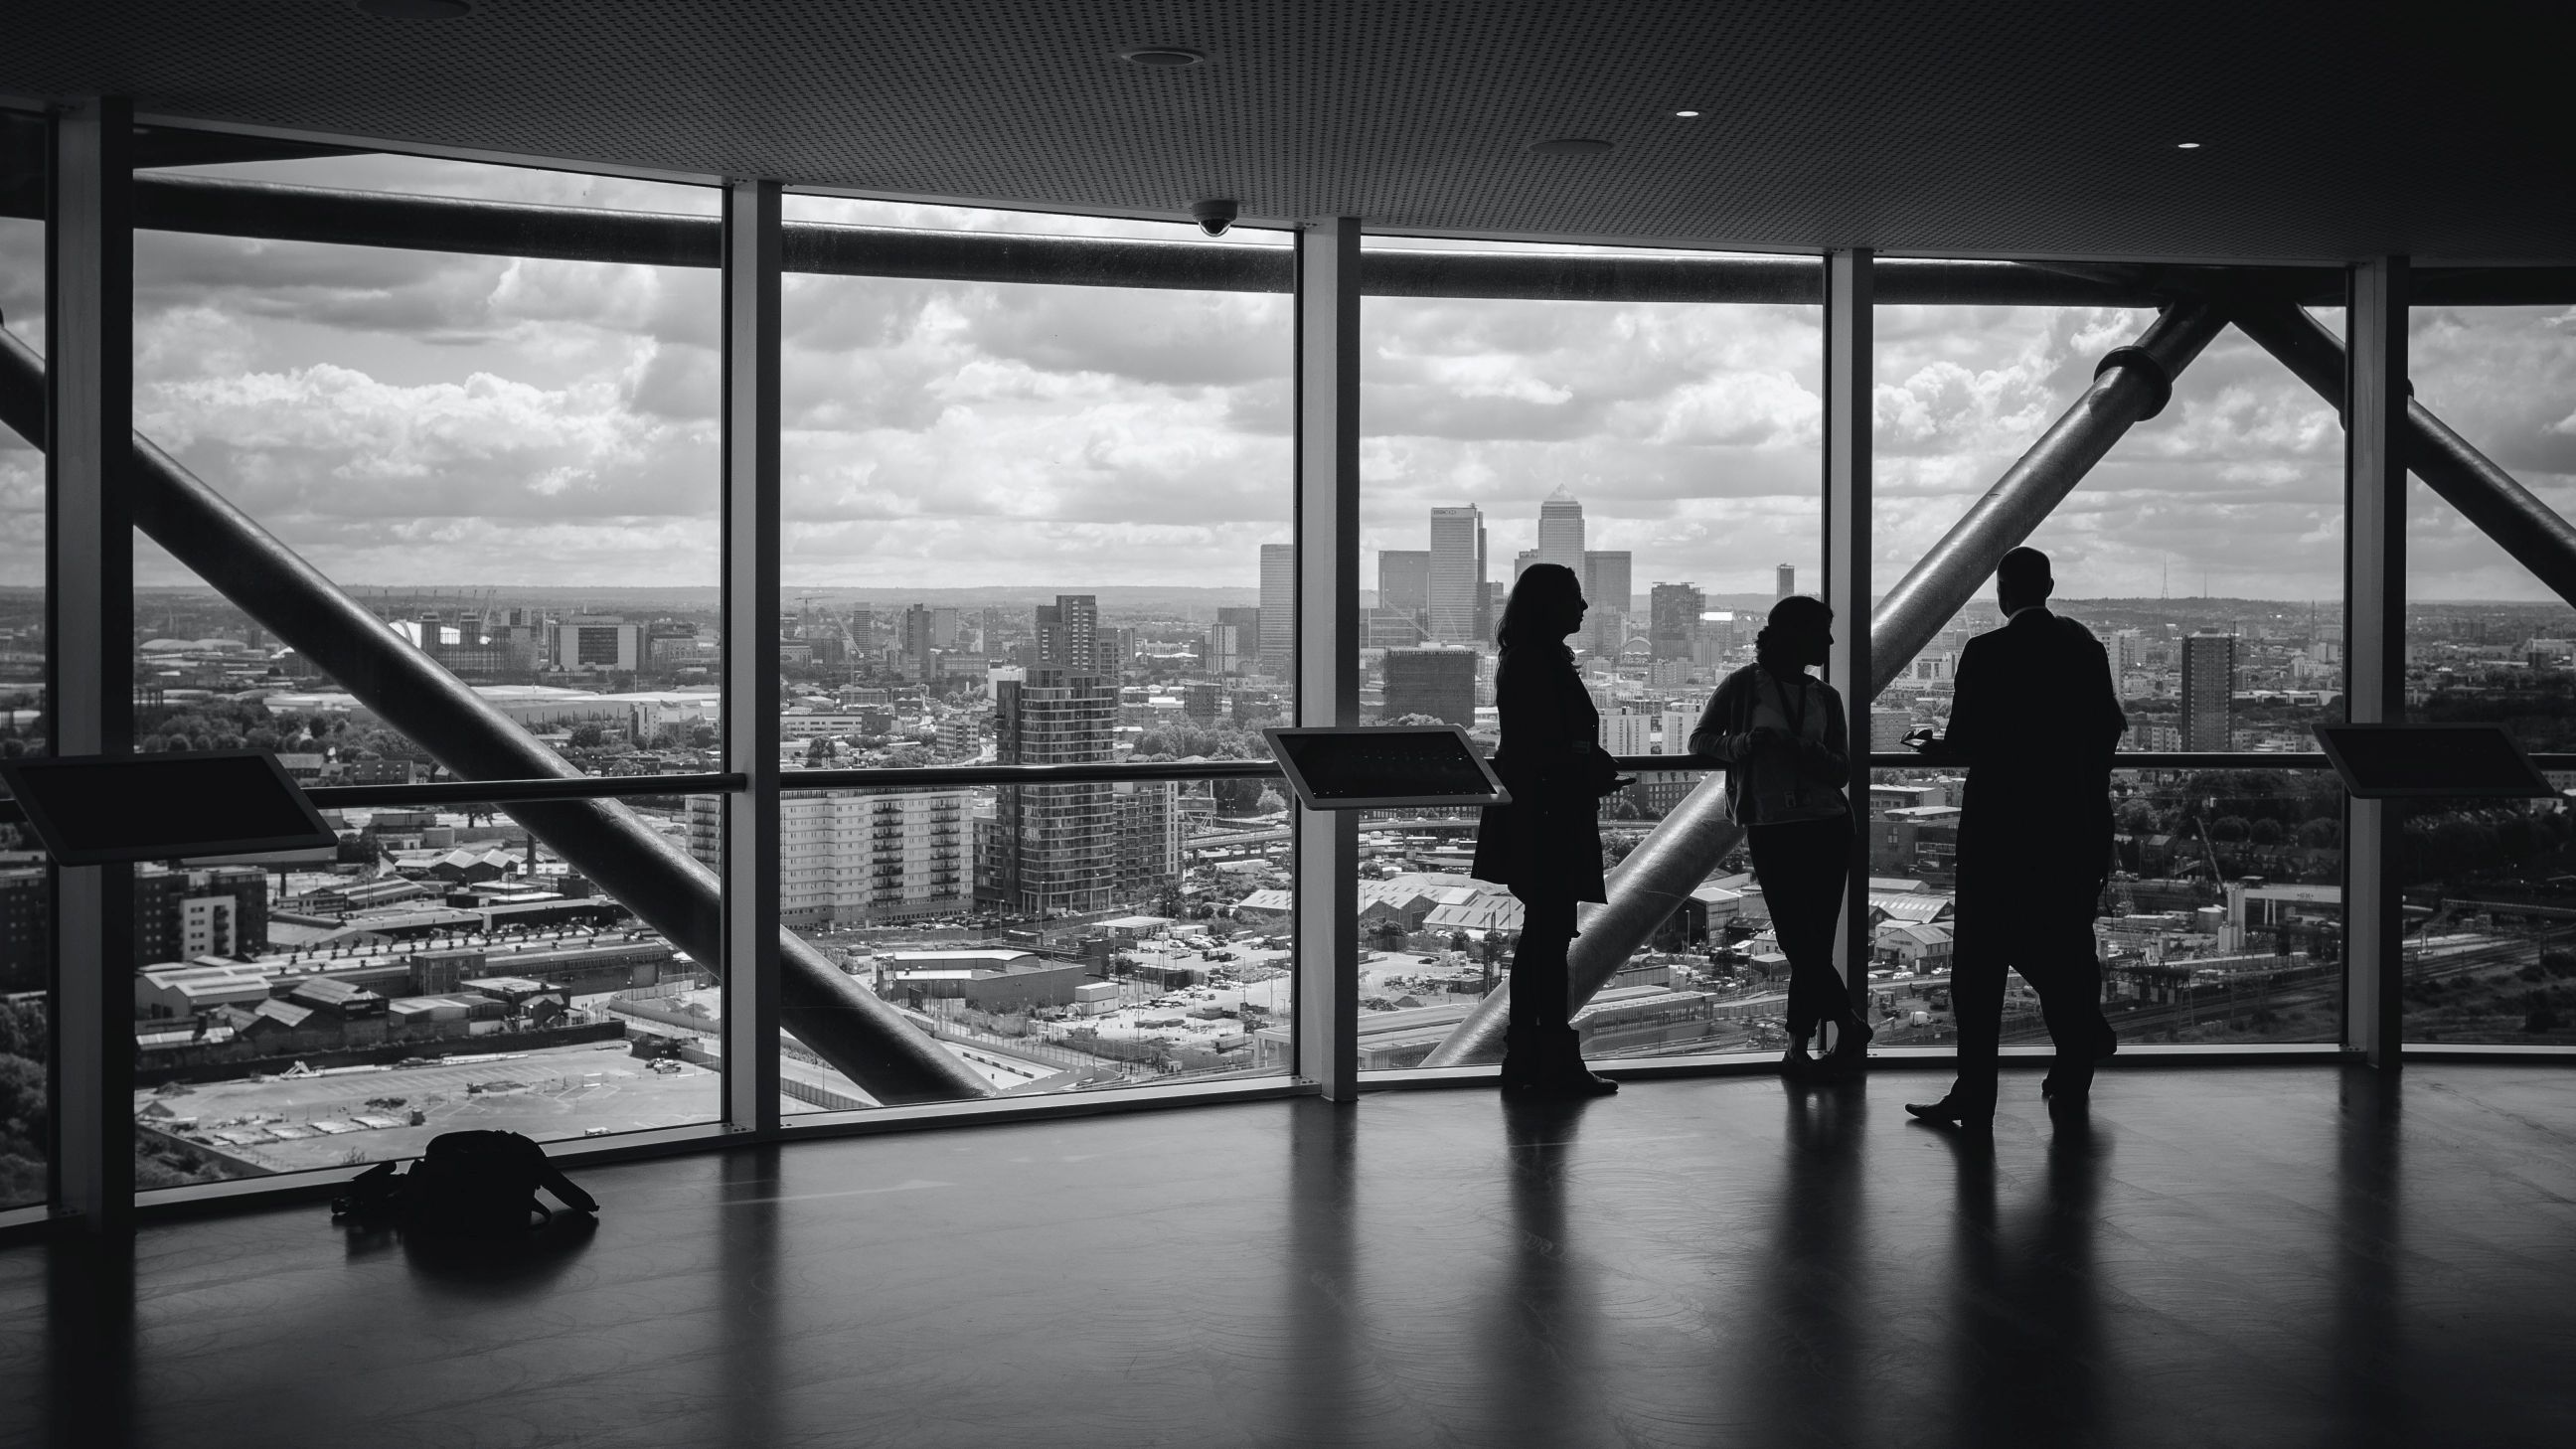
xmin=3 ymin=1 xmax=2571 ymax=262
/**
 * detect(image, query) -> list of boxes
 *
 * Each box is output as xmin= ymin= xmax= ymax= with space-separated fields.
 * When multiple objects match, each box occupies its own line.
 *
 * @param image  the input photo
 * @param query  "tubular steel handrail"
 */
xmin=0 ymin=750 xmax=2526 ymax=827
xmin=1421 ymin=300 xmax=2230 ymax=1067
xmin=786 ymin=759 xmax=1283 ymax=790
xmin=303 ymin=773 xmax=742 ymax=807
xmin=0 ymin=328 xmax=993 ymax=1104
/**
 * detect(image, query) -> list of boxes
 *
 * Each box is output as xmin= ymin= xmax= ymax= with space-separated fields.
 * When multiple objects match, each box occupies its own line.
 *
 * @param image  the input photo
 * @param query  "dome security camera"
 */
xmin=1190 ymin=200 xmax=1239 ymax=238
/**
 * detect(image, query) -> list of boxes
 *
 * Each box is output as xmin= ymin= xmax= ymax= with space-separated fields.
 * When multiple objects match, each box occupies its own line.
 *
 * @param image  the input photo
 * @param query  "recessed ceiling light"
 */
xmin=1528 ymin=138 xmax=1614 ymax=156
xmin=2175 ymin=141 xmax=2202 ymax=149
xmin=1675 ymin=110 xmax=1701 ymax=117
xmin=1118 ymin=47 xmax=1206 ymax=68
xmin=351 ymin=0 xmax=473 ymax=17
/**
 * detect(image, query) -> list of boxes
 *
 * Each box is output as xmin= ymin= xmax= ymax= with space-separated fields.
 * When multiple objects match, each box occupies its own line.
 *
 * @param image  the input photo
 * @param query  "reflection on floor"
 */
xmin=7 ymin=1064 xmax=2576 ymax=1448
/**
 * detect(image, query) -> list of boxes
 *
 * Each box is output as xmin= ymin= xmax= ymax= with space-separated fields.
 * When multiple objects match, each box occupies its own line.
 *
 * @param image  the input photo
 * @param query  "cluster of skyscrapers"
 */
xmin=1238 ymin=491 xmax=1808 ymax=730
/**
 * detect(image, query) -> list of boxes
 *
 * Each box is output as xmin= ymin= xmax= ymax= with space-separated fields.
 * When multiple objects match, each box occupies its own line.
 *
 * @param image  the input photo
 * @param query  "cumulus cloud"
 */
xmin=1359 ymin=297 xmax=1830 ymax=596
xmin=11 ymin=154 xmax=2576 ymax=601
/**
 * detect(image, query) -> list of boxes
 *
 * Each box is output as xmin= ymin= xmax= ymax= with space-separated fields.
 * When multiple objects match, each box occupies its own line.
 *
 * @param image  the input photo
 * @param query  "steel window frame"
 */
xmin=2344 ymin=258 xmax=2409 ymax=1068
xmin=1824 ymin=249 xmax=1874 ymax=1027
xmin=44 ymin=97 xmax=137 ymax=1233
xmin=1292 ymin=218 xmax=1363 ymax=1102
xmin=721 ymin=177 xmax=785 ymax=1136
xmin=12 ymin=109 xmax=2569 ymax=1229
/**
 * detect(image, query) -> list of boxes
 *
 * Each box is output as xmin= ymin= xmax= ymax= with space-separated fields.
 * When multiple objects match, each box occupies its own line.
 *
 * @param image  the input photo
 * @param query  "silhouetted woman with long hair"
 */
xmin=1691 ymin=594 xmax=1869 ymax=1078
xmin=1472 ymin=563 xmax=1624 ymax=1096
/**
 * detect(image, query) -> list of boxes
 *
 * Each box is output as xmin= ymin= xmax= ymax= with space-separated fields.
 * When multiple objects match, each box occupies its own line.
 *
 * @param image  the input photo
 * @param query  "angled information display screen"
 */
xmin=0 ymin=749 xmax=339 ymax=866
xmin=2312 ymin=724 xmax=2558 ymax=799
xmin=1261 ymin=725 xmax=1511 ymax=812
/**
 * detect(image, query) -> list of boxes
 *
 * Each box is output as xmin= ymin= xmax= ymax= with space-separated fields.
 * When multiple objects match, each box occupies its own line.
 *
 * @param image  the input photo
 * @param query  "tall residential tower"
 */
xmin=2181 ymin=633 xmax=2237 ymax=751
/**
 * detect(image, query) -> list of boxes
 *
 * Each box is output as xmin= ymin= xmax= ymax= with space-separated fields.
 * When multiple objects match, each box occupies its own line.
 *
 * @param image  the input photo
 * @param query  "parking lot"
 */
xmin=139 ymin=1042 xmax=725 ymax=1174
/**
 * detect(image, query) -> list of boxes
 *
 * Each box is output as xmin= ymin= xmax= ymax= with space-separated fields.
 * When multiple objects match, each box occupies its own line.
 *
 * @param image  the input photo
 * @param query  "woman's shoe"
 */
xmin=1779 ymin=1046 xmax=1820 ymax=1080
xmin=1807 ymin=1018 xmax=1873 ymax=1079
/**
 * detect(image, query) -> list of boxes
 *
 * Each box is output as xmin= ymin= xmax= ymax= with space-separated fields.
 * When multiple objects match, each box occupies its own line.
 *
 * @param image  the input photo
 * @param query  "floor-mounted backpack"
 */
xmin=332 ymin=1129 xmax=597 ymax=1235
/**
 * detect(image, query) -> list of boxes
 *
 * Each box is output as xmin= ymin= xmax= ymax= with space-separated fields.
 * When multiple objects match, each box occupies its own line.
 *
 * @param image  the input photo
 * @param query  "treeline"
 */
xmin=1130 ymin=722 xmax=1284 ymax=815
xmin=133 ymin=698 xmax=428 ymax=761
xmin=2112 ymin=767 xmax=2576 ymax=886
xmin=0 ymin=999 xmax=43 ymax=1208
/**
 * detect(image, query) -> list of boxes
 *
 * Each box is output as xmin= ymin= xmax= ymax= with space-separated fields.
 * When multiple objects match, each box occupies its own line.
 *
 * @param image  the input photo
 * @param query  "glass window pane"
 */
xmin=2400 ymin=300 xmax=2576 ymax=1045
xmin=1861 ymin=274 xmax=2349 ymax=1050
xmin=774 ymin=194 xmax=1295 ymax=1105
xmin=1359 ymin=242 xmax=1824 ymax=1071
xmin=0 ymin=105 xmax=46 ymax=1209
xmin=1871 ymin=286 xmax=2346 ymax=754
xmin=134 ymin=793 xmax=722 ymax=1188
xmin=130 ymin=142 xmax=723 ymax=776
xmin=777 ymin=193 xmax=1292 ymax=765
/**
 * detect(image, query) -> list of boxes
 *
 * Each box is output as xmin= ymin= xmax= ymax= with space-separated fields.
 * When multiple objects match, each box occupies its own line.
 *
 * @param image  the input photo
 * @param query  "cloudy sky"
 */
xmin=1 ymin=149 xmax=2573 ymax=602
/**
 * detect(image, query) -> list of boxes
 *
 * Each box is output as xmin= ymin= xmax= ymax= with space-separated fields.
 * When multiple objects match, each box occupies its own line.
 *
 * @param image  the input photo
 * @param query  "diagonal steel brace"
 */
xmin=2228 ymin=298 xmax=2576 ymax=611
xmin=1421 ymin=300 xmax=2227 ymax=1066
xmin=0 ymin=328 xmax=994 ymax=1104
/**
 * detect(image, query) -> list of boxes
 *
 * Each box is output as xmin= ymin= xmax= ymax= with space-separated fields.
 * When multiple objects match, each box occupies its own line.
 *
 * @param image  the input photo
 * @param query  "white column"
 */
xmin=47 ymin=97 xmax=135 ymax=1229
xmin=2345 ymin=257 xmax=2407 ymax=1068
xmin=1292 ymin=219 xmax=1361 ymax=1099
xmin=722 ymin=180 xmax=782 ymax=1131
xmin=1824 ymin=250 xmax=1874 ymax=1026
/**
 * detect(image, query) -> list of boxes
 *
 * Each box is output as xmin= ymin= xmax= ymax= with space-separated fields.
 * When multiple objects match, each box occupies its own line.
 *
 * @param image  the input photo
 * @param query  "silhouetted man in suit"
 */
xmin=1906 ymin=548 xmax=2125 ymax=1129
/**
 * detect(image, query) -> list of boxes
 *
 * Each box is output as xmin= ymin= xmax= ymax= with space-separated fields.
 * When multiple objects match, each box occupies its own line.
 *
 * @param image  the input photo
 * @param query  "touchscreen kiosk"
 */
xmin=2312 ymin=724 xmax=2558 ymax=799
xmin=0 ymin=749 xmax=339 ymax=866
xmin=1261 ymin=725 xmax=1511 ymax=812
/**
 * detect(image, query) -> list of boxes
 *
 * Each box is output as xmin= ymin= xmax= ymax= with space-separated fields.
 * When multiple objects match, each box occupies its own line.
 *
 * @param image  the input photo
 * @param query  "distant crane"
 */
xmin=2188 ymin=807 xmax=2225 ymax=887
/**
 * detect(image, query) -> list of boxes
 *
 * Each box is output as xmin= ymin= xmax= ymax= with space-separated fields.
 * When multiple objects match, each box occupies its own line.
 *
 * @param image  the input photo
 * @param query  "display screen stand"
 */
xmin=2312 ymin=724 xmax=2558 ymax=799
xmin=1260 ymin=725 xmax=1511 ymax=812
xmin=0 ymin=749 xmax=340 ymax=865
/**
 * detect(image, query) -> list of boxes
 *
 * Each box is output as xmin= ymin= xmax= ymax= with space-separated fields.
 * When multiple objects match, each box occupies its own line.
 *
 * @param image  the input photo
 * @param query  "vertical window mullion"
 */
xmin=45 ymin=96 xmax=135 ymax=1230
xmin=2344 ymin=257 xmax=2408 ymax=1067
xmin=1292 ymin=220 xmax=1361 ymax=1100
xmin=1824 ymin=250 xmax=1873 ymax=1027
xmin=721 ymin=179 xmax=782 ymax=1133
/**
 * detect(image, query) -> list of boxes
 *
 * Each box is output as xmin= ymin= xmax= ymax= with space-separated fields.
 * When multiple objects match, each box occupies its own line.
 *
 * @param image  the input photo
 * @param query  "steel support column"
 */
xmin=721 ymin=180 xmax=782 ymax=1131
xmin=2343 ymin=259 xmax=2408 ymax=1068
xmin=1292 ymin=219 xmax=1361 ymax=1101
xmin=1824 ymin=250 xmax=1874 ymax=1032
xmin=0 ymin=333 xmax=991 ymax=1107
xmin=1423 ymin=299 xmax=2225 ymax=1067
xmin=2228 ymin=298 xmax=2576 ymax=613
xmin=45 ymin=98 xmax=134 ymax=1230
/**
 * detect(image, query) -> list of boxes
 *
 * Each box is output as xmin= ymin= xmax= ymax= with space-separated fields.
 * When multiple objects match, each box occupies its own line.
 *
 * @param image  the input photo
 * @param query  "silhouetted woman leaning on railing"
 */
xmin=1471 ymin=563 xmax=1627 ymax=1096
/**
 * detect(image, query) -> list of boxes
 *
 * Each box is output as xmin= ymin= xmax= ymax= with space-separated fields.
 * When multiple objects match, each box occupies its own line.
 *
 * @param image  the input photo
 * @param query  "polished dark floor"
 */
xmin=6 ymin=1064 xmax=2576 ymax=1449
